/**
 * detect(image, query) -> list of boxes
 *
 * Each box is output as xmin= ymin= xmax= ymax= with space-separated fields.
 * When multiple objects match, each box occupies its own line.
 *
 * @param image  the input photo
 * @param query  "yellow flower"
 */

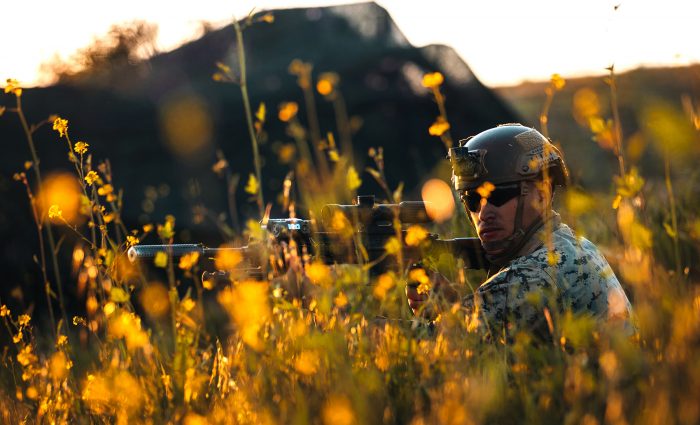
xmin=316 ymin=72 xmax=339 ymax=96
xmin=217 ymin=281 xmax=270 ymax=350
xmin=52 ymin=117 xmax=69 ymax=138
xmin=322 ymin=395 xmax=355 ymax=425
xmin=260 ymin=13 xmax=275 ymax=23
xmin=317 ymin=79 xmax=333 ymax=96
xmin=84 ymin=170 xmax=99 ymax=185
xmin=214 ymin=248 xmax=242 ymax=271
xmin=373 ymin=273 xmax=395 ymax=300
xmin=245 ymin=173 xmax=259 ymax=195
xmin=0 ymin=305 xmax=9 ymax=317
xmin=18 ymin=314 xmax=31 ymax=326
xmin=476 ymin=181 xmax=495 ymax=199
xmin=48 ymin=205 xmax=63 ymax=220
xmin=547 ymin=250 xmax=561 ymax=266
xmin=346 ymin=166 xmax=362 ymax=191
xmin=107 ymin=311 xmax=150 ymax=351
xmin=154 ymin=251 xmax=168 ymax=268
xmin=334 ymin=291 xmax=349 ymax=308
xmin=178 ymin=252 xmax=200 ymax=271
xmin=421 ymin=72 xmax=444 ymax=89
xmin=384 ymin=237 xmax=401 ymax=256
xmin=126 ymin=235 xmax=139 ymax=247
xmin=110 ymin=287 xmax=130 ymax=303
xmin=294 ymin=350 xmax=320 ymax=375
xmin=56 ymin=335 xmax=68 ymax=347
xmin=255 ymin=102 xmax=266 ymax=123
xmin=97 ymin=184 xmax=113 ymax=196
xmin=181 ymin=298 xmax=196 ymax=312
xmin=305 ymin=262 xmax=331 ymax=286
xmin=49 ymin=351 xmax=70 ymax=381
xmin=4 ymin=78 xmax=22 ymax=97
xmin=428 ymin=116 xmax=450 ymax=136
xmin=409 ymin=268 xmax=431 ymax=294
xmin=158 ymin=215 xmax=175 ymax=239
xmin=405 ymin=225 xmax=428 ymax=247
xmin=140 ymin=283 xmax=170 ymax=318
xmin=74 ymin=141 xmax=89 ymax=155
xmin=550 ymin=73 xmax=566 ymax=91
xmin=277 ymin=143 xmax=296 ymax=163
xmin=16 ymin=346 xmax=36 ymax=367
xmin=278 ymin=102 xmax=299 ymax=122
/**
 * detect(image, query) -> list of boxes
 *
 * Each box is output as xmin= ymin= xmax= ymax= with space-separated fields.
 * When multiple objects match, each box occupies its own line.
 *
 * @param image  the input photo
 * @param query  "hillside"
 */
xmin=494 ymin=65 xmax=700 ymax=188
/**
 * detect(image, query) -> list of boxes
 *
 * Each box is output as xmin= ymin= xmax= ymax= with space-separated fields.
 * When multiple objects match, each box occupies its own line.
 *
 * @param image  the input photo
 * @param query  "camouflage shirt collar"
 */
xmin=514 ymin=210 xmax=563 ymax=259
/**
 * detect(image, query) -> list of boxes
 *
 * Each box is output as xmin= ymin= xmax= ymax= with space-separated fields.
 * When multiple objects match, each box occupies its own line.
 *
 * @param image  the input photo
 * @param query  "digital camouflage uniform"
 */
xmin=463 ymin=213 xmax=634 ymax=339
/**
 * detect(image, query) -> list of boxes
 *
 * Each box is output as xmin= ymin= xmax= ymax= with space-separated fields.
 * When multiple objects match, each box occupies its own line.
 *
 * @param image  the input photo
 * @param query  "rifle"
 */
xmin=127 ymin=195 xmax=488 ymax=283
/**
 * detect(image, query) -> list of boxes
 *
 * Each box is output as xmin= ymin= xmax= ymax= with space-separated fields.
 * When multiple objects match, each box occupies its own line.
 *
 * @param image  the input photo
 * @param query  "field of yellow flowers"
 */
xmin=1 ymin=17 xmax=700 ymax=425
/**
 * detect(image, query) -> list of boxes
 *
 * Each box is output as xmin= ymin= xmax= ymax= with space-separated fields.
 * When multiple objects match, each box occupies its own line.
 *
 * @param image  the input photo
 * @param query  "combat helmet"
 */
xmin=449 ymin=123 xmax=568 ymax=192
xmin=448 ymin=123 xmax=569 ymax=266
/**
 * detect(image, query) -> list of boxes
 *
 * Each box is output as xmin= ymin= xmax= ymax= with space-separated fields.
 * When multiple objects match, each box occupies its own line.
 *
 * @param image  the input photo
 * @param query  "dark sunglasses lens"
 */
xmin=463 ymin=186 xmax=520 ymax=212
xmin=489 ymin=187 xmax=520 ymax=207
xmin=462 ymin=193 xmax=481 ymax=213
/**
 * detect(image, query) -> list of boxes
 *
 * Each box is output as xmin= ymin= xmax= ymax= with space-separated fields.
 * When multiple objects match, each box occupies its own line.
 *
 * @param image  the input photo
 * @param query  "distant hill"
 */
xmin=494 ymin=65 xmax=700 ymax=188
xmin=0 ymin=2 xmax=517 ymax=298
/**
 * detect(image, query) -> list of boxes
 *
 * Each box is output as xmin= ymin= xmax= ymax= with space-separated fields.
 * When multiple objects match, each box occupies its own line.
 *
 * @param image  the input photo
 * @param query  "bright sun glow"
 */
xmin=2 ymin=0 xmax=699 ymax=87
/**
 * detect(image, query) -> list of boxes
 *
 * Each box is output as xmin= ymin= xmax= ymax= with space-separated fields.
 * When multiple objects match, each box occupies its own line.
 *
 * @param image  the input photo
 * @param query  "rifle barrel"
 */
xmin=127 ymin=244 xmax=248 ymax=263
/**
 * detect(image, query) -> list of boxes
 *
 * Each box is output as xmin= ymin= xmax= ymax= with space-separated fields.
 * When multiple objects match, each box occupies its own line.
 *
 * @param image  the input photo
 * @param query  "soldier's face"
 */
xmin=467 ymin=182 xmax=547 ymax=254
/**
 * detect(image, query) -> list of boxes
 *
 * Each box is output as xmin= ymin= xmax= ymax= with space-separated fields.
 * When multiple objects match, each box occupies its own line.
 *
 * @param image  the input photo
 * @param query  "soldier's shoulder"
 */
xmin=488 ymin=255 xmax=555 ymax=287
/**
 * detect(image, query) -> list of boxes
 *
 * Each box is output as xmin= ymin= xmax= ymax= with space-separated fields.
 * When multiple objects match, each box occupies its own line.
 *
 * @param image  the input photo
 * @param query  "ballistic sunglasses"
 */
xmin=461 ymin=183 xmax=521 ymax=213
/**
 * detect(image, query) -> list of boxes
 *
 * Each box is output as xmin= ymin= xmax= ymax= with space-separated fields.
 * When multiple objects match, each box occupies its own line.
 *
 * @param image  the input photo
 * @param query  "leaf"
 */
xmin=365 ymin=167 xmax=381 ymax=181
xmin=663 ymin=222 xmax=677 ymax=239
xmin=392 ymin=182 xmax=404 ymax=203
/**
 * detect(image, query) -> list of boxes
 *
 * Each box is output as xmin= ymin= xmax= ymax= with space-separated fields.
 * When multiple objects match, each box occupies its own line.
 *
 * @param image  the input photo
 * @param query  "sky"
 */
xmin=2 ymin=0 xmax=699 ymax=87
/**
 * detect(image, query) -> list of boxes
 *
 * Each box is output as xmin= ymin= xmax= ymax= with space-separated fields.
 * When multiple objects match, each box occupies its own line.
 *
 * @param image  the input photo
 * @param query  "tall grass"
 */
xmin=1 ymin=16 xmax=699 ymax=425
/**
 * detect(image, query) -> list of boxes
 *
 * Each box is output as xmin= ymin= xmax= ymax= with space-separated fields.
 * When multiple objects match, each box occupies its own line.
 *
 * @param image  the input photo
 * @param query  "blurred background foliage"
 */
xmin=1 ymin=2 xmax=699 ymax=424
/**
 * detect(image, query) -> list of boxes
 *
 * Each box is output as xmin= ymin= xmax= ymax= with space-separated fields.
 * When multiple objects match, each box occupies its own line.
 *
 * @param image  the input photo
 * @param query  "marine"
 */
xmin=406 ymin=123 xmax=633 ymax=338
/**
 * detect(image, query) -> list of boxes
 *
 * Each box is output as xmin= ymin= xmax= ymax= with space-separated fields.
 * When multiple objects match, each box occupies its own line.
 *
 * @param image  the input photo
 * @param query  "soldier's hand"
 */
xmin=272 ymin=242 xmax=318 ymax=307
xmin=405 ymin=283 xmax=428 ymax=316
xmin=405 ymin=268 xmax=459 ymax=318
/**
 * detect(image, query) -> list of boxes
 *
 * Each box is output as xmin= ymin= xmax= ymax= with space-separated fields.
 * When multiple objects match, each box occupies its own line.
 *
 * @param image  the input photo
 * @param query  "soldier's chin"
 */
xmin=481 ymin=239 xmax=507 ymax=255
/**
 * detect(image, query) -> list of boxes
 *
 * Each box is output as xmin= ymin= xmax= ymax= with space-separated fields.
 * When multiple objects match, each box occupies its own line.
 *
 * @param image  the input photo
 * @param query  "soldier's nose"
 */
xmin=478 ymin=200 xmax=497 ymax=221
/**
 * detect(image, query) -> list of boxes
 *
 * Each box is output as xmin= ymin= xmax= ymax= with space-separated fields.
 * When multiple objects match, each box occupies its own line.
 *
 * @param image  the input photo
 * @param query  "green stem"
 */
xmin=540 ymin=89 xmax=554 ymax=139
xmin=608 ymin=67 xmax=626 ymax=178
xmin=16 ymin=96 xmax=68 ymax=330
xmin=332 ymin=92 xmax=353 ymax=163
xmin=664 ymin=151 xmax=682 ymax=276
xmin=301 ymin=74 xmax=328 ymax=177
xmin=234 ymin=18 xmax=265 ymax=218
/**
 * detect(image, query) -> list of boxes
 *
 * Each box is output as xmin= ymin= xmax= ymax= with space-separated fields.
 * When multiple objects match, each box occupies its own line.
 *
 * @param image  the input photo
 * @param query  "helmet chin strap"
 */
xmin=483 ymin=181 xmax=544 ymax=270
